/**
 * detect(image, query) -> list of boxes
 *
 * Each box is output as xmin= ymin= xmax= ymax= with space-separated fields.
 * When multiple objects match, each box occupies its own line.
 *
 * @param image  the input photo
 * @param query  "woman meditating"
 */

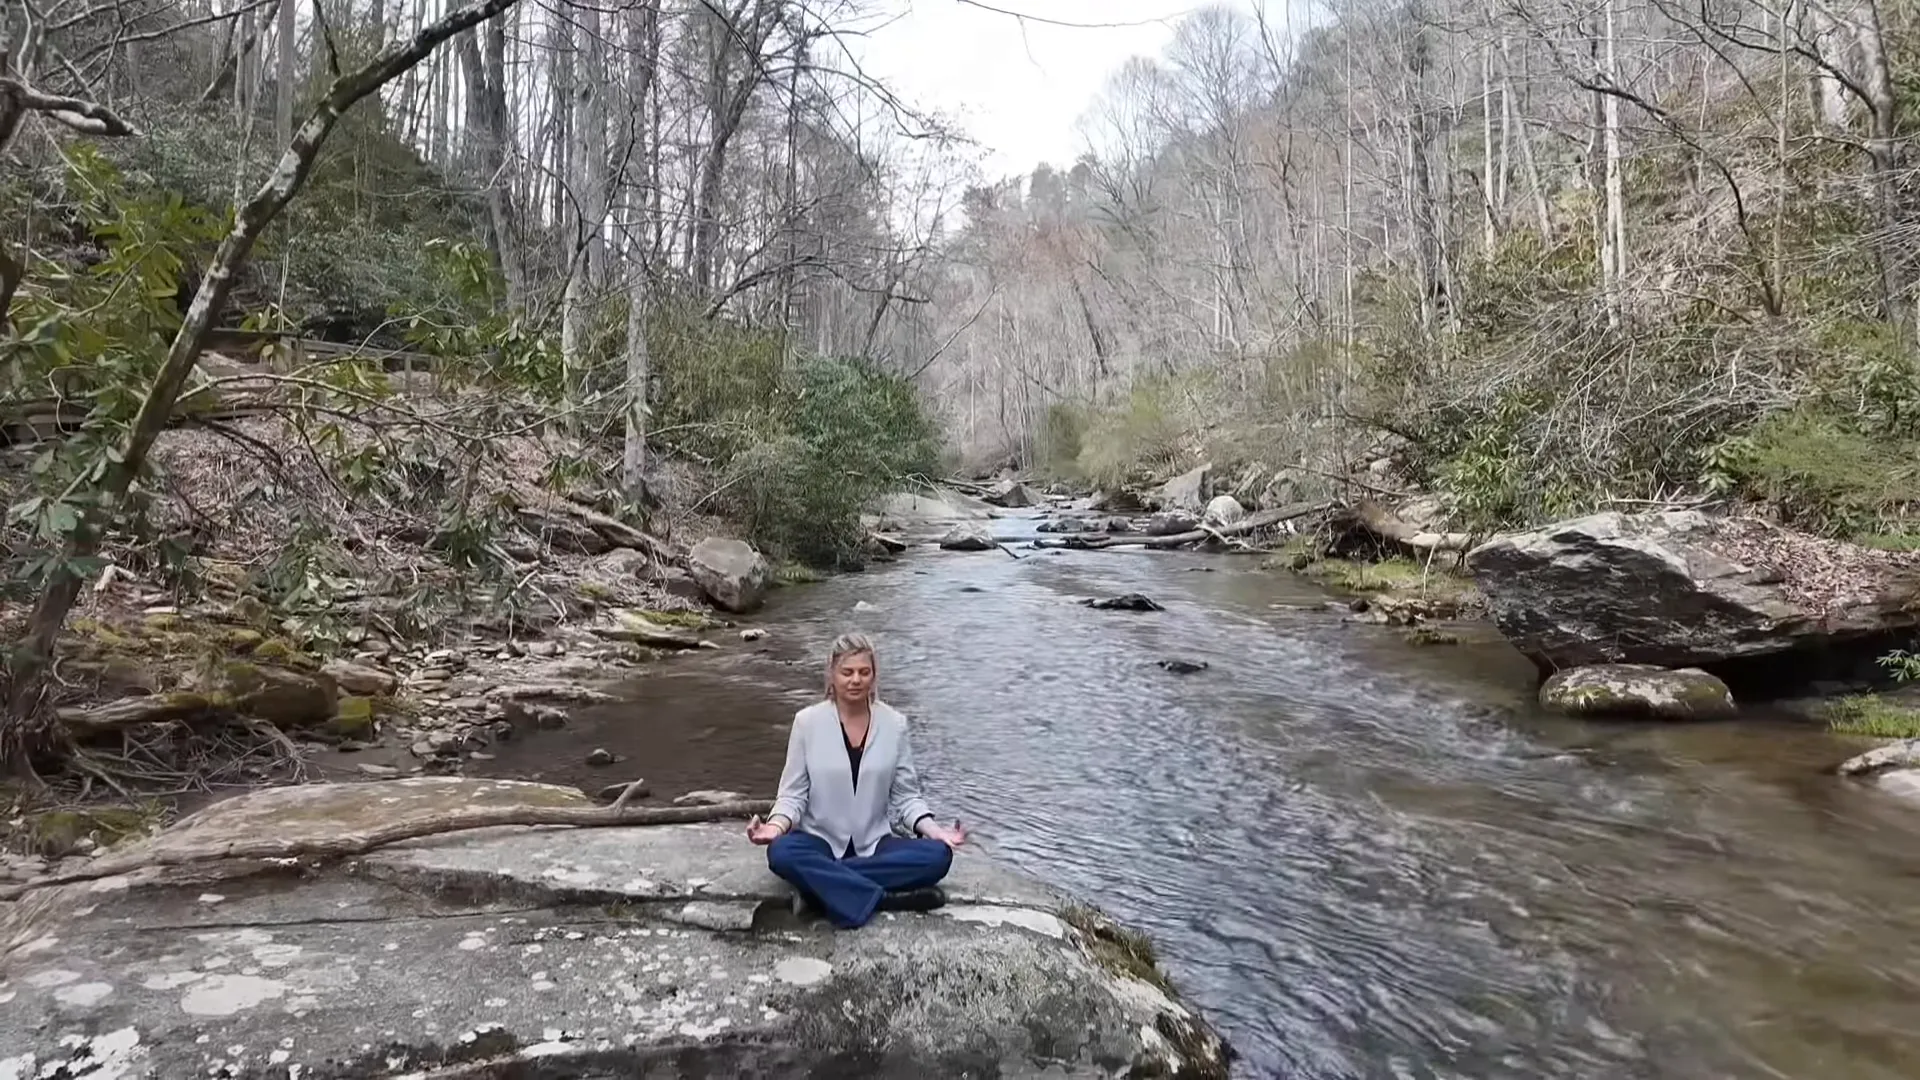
xmin=746 ymin=632 xmax=967 ymax=928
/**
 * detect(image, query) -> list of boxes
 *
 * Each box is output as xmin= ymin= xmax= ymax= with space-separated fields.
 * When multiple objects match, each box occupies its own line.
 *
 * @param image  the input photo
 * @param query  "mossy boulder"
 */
xmin=1540 ymin=664 xmax=1736 ymax=720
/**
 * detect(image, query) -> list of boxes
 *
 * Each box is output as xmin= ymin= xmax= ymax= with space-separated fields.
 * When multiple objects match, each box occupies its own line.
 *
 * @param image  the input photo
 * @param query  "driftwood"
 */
xmin=1034 ymin=501 xmax=1330 ymax=551
xmin=0 ymin=798 xmax=773 ymax=901
xmin=1334 ymin=500 xmax=1473 ymax=554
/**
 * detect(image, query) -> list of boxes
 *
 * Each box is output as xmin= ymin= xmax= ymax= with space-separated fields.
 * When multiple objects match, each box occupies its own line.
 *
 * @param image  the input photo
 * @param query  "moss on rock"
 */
xmin=329 ymin=696 xmax=377 ymax=738
xmin=1540 ymin=664 xmax=1736 ymax=720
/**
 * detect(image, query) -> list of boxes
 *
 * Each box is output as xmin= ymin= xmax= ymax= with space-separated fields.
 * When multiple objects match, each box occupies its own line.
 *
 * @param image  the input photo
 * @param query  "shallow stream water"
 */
xmin=482 ymin=513 xmax=1920 ymax=1079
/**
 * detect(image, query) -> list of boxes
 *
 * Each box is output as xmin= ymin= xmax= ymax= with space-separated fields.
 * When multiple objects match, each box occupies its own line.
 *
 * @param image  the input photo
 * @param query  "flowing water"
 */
xmin=483 ymin=513 xmax=1920 ymax=1079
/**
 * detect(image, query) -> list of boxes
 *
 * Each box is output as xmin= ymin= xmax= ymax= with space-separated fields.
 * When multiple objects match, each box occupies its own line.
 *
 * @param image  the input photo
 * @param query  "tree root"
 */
xmin=0 ymin=798 xmax=772 ymax=901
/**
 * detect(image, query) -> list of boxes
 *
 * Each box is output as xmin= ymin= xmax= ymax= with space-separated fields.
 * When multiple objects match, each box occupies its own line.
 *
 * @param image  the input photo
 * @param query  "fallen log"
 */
xmin=55 ymin=695 xmax=222 ymax=736
xmin=1333 ymin=500 xmax=1473 ymax=555
xmin=0 ymin=798 xmax=774 ymax=901
xmin=1034 ymin=501 xmax=1329 ymax=551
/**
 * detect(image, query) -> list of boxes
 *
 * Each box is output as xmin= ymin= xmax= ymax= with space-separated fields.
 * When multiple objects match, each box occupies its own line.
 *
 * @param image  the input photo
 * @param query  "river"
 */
xmin=483 ymin=512 xmax=1920 ymax=1079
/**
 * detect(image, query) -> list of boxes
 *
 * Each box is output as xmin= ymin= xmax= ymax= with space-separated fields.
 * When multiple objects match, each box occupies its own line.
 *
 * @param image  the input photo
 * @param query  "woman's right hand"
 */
xmin=746 ymin=815 xmax=785 ymax=846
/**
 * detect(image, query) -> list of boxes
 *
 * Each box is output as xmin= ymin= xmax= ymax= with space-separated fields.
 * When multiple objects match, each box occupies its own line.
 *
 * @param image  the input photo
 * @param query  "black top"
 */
xmin=843 ymin=722 xmax=866 ymax=791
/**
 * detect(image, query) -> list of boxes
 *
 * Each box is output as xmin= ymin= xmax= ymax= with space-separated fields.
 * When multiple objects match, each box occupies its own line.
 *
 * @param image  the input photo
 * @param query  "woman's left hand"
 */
xmin=921 ymin=819 xmax=968 ymax=849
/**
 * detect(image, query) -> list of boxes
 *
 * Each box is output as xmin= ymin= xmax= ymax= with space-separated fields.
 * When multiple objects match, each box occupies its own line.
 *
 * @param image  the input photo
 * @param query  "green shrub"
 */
xmin=1038 ymin=403 xmax=1088 ymax=478
xmin=1076 ymin=375 xmax=1198 ymax=488
xmin=724 ymin=356 xmax=939 ymax=567
xmin=1702 ymin=408 xmax=1920 ymax=536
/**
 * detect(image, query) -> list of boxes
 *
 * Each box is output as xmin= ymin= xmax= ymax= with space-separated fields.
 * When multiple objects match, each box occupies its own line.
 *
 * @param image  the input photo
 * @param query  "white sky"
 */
xmin=849 ymin=0 xmax=1236 ymax=183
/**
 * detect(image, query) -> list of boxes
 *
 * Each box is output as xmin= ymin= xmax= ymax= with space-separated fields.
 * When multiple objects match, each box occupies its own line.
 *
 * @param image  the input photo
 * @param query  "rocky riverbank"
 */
xmin=0 ymin=777 xmax=1228 ymax=1078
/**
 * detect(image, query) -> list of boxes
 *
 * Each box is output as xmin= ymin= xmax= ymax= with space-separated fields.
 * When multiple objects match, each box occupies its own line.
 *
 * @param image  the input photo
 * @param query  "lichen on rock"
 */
xmin=1540 ymin=663 xmax=1736 ymax=720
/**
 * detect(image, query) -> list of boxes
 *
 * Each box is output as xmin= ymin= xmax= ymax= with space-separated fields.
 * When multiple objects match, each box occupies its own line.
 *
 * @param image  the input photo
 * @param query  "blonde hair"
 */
xmin=824 ymin=631 xmax=878 ymax=701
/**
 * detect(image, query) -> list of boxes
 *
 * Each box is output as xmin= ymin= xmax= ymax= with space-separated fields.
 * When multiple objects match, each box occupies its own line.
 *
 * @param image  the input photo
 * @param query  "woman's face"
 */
xmin=830 ymin=651 xmax=875 ymax=704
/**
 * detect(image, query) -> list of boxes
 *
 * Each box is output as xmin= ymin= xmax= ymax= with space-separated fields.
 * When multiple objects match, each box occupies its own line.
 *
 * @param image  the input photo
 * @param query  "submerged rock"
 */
xmin=1468 ymin=511 xmax=1920 ymax=678
xmin=687 ymin=537 xmax=773 ymax=614
xmin=0 ymin=778 xmax=1227 ymax=1079
xmin=1539 ymin=664 xmax=1737 ymax=720
xmin=1083 ymin=594 xmax=1165 ymax=612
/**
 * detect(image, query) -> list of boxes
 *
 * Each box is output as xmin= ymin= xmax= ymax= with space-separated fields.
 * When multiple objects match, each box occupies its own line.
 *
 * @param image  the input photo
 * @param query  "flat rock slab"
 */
xmin=0 ymin=780 xmax=1224 ymax=1078
xmin=366 ymin=821 xmax=1059 ymax=910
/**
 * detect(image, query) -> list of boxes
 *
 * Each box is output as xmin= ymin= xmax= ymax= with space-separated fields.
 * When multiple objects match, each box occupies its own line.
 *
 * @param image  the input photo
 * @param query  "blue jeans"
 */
xmin=767 ymin=831 xmax=953 ymax=928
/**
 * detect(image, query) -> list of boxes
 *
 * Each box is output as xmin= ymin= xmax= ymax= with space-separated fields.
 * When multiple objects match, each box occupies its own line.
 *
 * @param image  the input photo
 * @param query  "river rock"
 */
xmin=1202 ymin=495 xmax=1246 ymax=525
xmin=1836 ymin=738 xmax=1920 ymax=776
xmin=1083 ymin=593 xmax=1165 ymax=612
xmin=320 ymin=658 xmax=398 ymax=696
xmin=687 ymin=537 xmax=772 ymax=614
xmin=1158 ymin=658 xmax=1209 ymax=674
xmin=1539 ymin=664 xmax=1737 ymax=720
xmin=0 ymin=778 xmax=1226 ymax=1078
xmin=938 ymin=522 xmax=997 ymax=551
xmin=986 ymin=478 xmax=1042 ymax=508
xmin=1467 ymin=510 xmax=1920 ymax=674
xmin=1152 ymin=463 xmax=1212 ymax=513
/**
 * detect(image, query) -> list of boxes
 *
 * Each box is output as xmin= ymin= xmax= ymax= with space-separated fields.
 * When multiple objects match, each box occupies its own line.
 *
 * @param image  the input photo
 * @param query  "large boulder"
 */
xmin=1202 ymin=495 xmax=1246 ymax=526
xmin=864 ymin=488 xmax=998 ymax=533
xmin=938 ymin=522 xmax=997 ymax=551
xmin=1150 ymin=463 xmax=1212 ymax=513
xmin=1466 ymin=511 xmax=1920 ymax=673
xmin=0 ymin=778 xmax=1228 ymax=1079
xmin=687 ymin=537 xmax=772 ymax=614
xmin=1539 ymin=664 xmax=1737 ymax=720
xmin=985 ymin=478 xmax=1042 ymax=508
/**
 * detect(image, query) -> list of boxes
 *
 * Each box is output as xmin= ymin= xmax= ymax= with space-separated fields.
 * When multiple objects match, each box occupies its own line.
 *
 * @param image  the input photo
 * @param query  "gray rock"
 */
xmin=1152 ymin=463 xmax=1212 ymax=513
xmin=1468 ymin=510 xmax=1920 ymax=671
xmin=1158 ymin=659 xmax=1209 ymax=674
xmin=320 ymin=659 xmax=397 ymax=696
xmin=986 ymin=479 xmax=1042 ymax=508
xmin=1837 ymin=738 xmax=1920 ymax=776
xmin=1203 ymin=494 xmax=1246 ymax=526
xmin=1539 ymin=664 xmax=1737 ymax=720
xmin=687 ymin=537 xmax=773 ymax=614
xmin=585 ymin=747 xmax=617 ymax=767
xmin=938 ymin=523 xmax=997 ymax=551
xmin=355 ymin=763 xmax=401 ymax=778
xmin=0 ymin=779 xmax=1225 ymax=1079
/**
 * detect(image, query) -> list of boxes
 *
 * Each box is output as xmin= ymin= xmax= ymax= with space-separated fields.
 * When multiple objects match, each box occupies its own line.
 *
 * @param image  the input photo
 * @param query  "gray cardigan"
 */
xmin=770 ymin=700 xmax=935 ymax=858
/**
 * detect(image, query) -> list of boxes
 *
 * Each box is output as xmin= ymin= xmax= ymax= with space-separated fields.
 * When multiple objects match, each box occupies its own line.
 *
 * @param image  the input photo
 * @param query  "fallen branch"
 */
xmin=0 ymin=798 xmax=773 ymax=900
